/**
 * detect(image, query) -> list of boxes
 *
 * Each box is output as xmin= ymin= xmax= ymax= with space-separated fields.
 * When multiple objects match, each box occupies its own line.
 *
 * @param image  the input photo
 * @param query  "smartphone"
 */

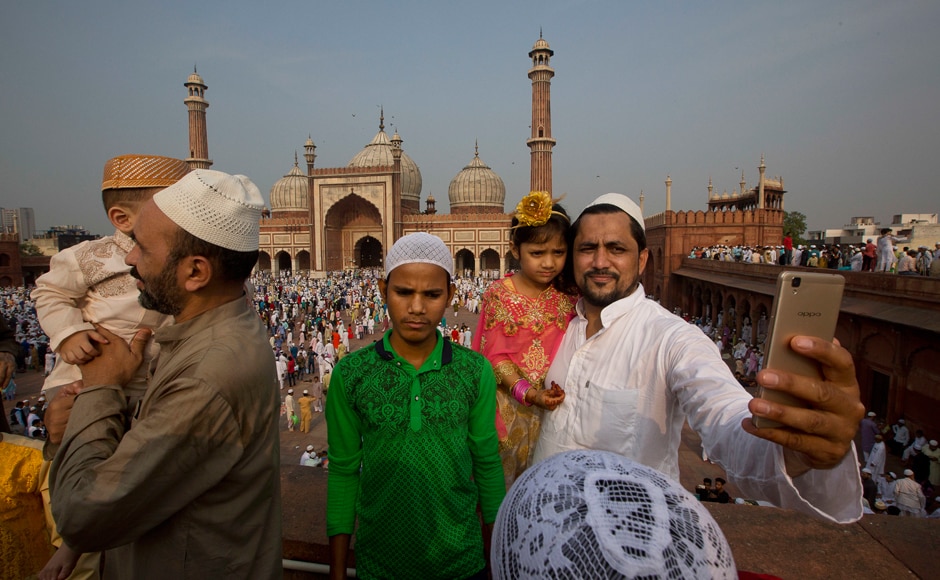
xmin=753 ymin=271 xmax=845 ymax=429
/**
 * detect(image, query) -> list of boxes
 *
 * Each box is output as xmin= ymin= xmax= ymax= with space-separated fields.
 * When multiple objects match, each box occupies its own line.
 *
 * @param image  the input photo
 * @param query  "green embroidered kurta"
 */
xmin=326 ymin=331 xmax=505 ymax=580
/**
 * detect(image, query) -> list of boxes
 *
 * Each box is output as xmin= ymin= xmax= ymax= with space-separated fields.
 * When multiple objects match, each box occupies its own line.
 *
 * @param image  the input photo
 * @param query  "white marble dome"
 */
xmin=448 ymin=145 xmax=505 ymax=214
xmin=347 ymin=117 xmax=422 ymax=204
xmin=269 ymin=160 xmax=308 ymax=211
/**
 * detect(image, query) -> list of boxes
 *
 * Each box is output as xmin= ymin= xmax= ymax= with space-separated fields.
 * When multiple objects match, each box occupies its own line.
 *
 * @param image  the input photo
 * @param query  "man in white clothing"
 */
xmin=866 ymin=434 xmax=887 ymax=481
xmin=533 ymin=193 xmax=865 ymax=524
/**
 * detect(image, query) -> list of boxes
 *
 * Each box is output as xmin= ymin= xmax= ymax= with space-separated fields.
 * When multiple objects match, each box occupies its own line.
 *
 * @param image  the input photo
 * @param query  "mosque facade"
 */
xmin=182 ymin=36 xmax=558 ymax=276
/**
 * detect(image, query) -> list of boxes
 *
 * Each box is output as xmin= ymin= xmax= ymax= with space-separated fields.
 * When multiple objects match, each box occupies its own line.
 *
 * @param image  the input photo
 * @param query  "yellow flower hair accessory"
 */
xmin=514 ymin=191 xmax=565 ymax=228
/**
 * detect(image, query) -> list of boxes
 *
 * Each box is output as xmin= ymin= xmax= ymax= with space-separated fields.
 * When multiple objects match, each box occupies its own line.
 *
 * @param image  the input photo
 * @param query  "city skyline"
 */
xmin=2 ymin=1 xmax=938 ymax=236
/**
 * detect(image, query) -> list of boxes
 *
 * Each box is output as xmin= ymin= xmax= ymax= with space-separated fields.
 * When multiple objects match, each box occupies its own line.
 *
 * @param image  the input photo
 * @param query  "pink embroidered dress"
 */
xmin=473 ymin=275 xmax=575 ymax=486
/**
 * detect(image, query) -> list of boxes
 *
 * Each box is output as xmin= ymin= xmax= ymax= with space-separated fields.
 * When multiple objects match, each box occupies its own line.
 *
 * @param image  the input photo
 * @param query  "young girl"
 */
xmin=473 ymin=191 xmax=577 ymax=486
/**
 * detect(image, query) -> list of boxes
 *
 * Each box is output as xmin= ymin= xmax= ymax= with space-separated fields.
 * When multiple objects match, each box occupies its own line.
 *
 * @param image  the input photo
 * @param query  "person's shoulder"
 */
xmin=447 ymin=340 xmax=488 ymax=366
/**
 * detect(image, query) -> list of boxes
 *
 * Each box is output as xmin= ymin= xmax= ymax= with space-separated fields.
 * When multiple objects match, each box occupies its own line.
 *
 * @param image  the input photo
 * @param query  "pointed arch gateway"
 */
xmin=324 ymin=194 xmax=383 ymax=271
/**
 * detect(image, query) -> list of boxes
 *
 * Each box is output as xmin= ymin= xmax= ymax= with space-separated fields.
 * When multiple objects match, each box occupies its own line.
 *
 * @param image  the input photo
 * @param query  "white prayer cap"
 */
xmin=153 ymin=169 xmax=264 ymax=252
xmin=287 ymin=389 xmax=293 ymax=394
xmin=904 ymin=469 xmax=914 ymax=476
xmin=898 ymin=419 xmax=905 ymax=423
xmin=931 ymin=440 xmax=938 ymax=446
xmin=861 ymin=467 xmax=872 ymax=474
xmin=586 ymin=193 xmax=645 ymax=232
xmin=888 ymin=472 xmax=896 ymax=479
xmin=384 ymin=232 xmax=454 ymax=278
xmin=867 ymin=411 xmax=876 ymax=417
xmin=491 ymin=450 xmax=736 ymax=579
xmin=306 ymin=445 xmax=314 ymax=452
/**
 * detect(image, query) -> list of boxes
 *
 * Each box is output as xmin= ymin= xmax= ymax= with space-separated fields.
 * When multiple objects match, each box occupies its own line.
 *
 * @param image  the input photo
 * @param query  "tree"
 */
xmin=20 ymin=242 xmax=44 ymax=256
xmin=783 ymin=211 xmax=808 ymax=246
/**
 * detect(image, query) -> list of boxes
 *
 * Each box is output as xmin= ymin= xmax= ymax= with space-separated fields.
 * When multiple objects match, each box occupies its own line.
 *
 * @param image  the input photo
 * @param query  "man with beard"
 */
xmin=533 ymin=193 xmax=866 ymax=524
xmin=44 ymin=169 xmax=281 ymax=579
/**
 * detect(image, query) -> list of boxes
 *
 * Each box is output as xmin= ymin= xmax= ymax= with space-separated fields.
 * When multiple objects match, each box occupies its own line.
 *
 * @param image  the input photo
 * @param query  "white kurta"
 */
xmin=533 ymin=284 xmax=862 ymax=524
xmin=32 ymin=230 xmax=170 ymax=399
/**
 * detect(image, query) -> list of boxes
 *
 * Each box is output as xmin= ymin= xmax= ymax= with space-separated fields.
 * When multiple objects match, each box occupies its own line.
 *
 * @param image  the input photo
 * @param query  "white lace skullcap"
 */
xmin=153 ymin=169 xmax=264 ymax=252
xmin=384 ymin=232 xmax=453 ymax=278
xmin=588 ymin=193 xmax=646 ymax=232
xmin=492 ymin=450 xmax=736 ymax=580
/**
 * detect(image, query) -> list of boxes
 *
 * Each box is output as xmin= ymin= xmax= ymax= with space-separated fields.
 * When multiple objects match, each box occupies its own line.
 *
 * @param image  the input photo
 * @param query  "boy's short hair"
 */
xmin=101 ymin=154 xmax=191 ymax=211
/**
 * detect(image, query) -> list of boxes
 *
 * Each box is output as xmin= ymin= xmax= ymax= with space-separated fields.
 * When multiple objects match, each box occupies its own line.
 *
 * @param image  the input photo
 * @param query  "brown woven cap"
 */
xmin=102 ymin=154 xmax=191 ymax=191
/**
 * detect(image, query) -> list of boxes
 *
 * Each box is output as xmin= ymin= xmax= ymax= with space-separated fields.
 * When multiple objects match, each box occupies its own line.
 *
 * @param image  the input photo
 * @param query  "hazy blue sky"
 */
xmin=2 ymin=0 xmax=938 ymax=236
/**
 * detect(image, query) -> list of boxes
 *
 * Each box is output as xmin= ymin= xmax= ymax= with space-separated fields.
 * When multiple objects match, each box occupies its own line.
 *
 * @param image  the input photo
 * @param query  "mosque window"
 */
xmin=0 ymin=253 xmax=9 ymax=267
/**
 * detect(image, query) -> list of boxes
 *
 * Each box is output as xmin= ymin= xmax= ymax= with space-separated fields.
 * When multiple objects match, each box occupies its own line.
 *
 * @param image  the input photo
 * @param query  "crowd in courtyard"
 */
xmin=688 ymin=235 xmax=940 ymax=276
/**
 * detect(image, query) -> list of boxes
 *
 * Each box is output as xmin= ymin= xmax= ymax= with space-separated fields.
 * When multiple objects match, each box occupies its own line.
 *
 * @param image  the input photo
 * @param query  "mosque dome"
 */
xmin=269 ymin=158 xmax=309 ymax=211
xmin=448 ymin=144 xmax=506 ymax=214
xmin=347 ymin=113 xmax=422 ymax=204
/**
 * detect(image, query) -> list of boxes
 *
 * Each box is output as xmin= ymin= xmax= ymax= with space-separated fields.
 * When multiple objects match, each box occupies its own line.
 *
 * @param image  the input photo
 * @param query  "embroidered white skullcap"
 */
xmin=491 ymin=450 xmax=737 ymax=580
xmin=153 ymin=169 xmax=264 ymax=252
xmin=587 ymin=193 xmax=646 ymax=232
xmin=384 ymin=232 xmax=454 ymax=278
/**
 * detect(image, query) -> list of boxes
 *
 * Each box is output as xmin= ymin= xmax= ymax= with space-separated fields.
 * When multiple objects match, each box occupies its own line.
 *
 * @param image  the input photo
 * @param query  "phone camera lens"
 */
xmin=792 ymin=277 xmax=802 ymax=288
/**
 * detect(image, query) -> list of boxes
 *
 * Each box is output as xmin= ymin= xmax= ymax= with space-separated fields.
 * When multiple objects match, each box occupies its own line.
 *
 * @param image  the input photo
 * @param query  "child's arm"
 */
xmin=32 ymin=248 xmax=97 ymax=355
xmin=57 ymin=329 xmax=110 ymax=365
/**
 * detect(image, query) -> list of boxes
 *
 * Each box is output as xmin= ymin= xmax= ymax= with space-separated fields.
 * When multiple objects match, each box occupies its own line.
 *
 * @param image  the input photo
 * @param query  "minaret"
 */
xmin=739 ymin=171 xmax=746 ymax=200
xmin=638 ymin=190 xmax=645 ymax=213
xmin=707 ymin=177 xmax=714 ymax=199
xmin=758 ymin=154 xmax=766 ymax=209
xmin=527 ymin=33 xmax=556 ymax=193
xmin=665 ymin=175 xmax=672 ymax=212
xmin=184 ymin=67 xmax=212 ymax=169
xmin=304 ymin=135 xmax=317 ymax=175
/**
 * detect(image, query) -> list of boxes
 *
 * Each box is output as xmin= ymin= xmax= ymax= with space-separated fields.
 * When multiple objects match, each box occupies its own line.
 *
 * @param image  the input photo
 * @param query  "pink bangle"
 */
xmin=511 ymin=378 xmax=533 ymax=406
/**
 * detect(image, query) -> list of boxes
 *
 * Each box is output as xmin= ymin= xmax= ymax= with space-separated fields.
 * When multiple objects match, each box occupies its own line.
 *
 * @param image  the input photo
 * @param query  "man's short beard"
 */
xmin=579 ymin=270 xmax=638 ymax=308
xmin=133 ymin=262 xmax=184 ymax=316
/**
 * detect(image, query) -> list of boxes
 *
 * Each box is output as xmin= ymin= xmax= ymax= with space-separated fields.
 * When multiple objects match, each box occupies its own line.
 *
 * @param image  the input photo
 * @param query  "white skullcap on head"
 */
xmin=491 ymin=450 xmax=736 ymax=580
xmin=306 ymin=444 xmax=314 ymax=452
xmin=384 ymin=232 xmax=454 ymax=278
xmin=587 ymin=193 xmax=645 ymax=232
xmin=153 ymin=169 xmax=264 ymax=252
xmin=867 ymin=411 xmax=876 ymax=417
xmin=904 ymin=469 xmax=914 ymax=476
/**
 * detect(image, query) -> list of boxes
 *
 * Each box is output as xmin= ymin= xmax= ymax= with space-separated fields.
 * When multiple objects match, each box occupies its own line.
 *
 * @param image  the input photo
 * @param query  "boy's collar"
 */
xmin=375 ymin=329 xmax=453 ymax=368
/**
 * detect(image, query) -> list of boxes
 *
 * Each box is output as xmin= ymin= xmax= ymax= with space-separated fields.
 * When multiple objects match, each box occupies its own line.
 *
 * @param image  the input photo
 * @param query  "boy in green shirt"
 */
xmin=326 ymin=233 xmax=505 ymax=580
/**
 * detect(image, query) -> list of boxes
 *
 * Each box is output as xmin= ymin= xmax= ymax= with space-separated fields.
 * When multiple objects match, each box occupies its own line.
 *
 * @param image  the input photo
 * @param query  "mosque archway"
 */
xmin=275 ymin=251 xmax=292 ymax=273
xmin=455 ymin=249 xmax=475 ymax=276
xmin=354 ymin=236 xmax=383 ymax=269
xmin=324 ymin=194 xmax=382 ymax=271
xmin=480 ymin=249 xmax=500 ymax=276
xmin=295 ymin=250 xmax=310 ymax=271
xmin=257 ymin=251 xmax=272 ymax=272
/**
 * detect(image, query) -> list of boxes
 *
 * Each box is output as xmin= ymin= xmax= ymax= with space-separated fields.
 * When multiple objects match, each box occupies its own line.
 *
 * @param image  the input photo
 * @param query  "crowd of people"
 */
xmin=689 ymin=233 xmax=940 ymax=276
xmin=857 ymin=412 xmax=940 ymax=518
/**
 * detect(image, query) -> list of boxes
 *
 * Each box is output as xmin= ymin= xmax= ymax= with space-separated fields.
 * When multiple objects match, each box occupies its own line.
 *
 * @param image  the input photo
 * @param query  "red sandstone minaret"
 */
xmin=527 ymin=33 xmax=555 ymax=193
xmin=184 ymin=67 xmax=212 ymax=170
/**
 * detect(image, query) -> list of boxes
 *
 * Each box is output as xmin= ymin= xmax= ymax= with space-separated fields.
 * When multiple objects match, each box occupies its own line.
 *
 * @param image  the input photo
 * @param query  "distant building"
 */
xmin=0 ymin=207 xmax=36 ymax=243
xmin=808 ymin=213 xmax=938 ymax=245
xmin=27 ymin=225 xmax=98 ymax=256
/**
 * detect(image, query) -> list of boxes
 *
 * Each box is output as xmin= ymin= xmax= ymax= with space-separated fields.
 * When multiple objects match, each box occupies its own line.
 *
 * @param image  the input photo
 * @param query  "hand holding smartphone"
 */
xmin=753 ymin=271 xmax=845 ymax=429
